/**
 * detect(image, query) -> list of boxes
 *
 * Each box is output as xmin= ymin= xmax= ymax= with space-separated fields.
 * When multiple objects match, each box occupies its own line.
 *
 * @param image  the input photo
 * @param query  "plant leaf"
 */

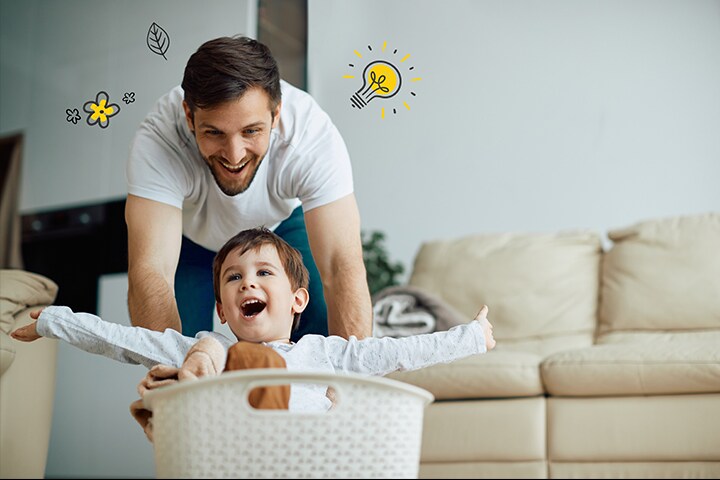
xmin=362 ymin=229 xmax=405 ymax=295
xmin=146 ymin=22 xmax=170 ymax=60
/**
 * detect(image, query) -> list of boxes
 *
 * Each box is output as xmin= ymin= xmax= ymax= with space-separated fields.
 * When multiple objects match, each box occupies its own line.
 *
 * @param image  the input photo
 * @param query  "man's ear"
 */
xmin=292 ymin=287 xmax=309 ymax=315
xmin=182 ymin=101 xmax=195 ymax=133
xmin=271 ymin=101 xmax=282 ymax=129
xmin=215 ymin=302 xmax=227 ymax=325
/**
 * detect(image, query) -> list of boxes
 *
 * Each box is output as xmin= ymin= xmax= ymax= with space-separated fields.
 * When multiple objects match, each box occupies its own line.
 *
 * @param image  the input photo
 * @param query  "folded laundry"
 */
xmin=372 ymin=285 xmax=469 ymax=338
xmin=373 ymin=293 xmax=436 ymax=338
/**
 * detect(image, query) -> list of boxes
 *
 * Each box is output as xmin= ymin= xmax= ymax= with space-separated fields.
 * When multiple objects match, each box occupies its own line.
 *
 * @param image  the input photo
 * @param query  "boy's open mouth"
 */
xmin=241 ymin=299 xmax=266 ymax=317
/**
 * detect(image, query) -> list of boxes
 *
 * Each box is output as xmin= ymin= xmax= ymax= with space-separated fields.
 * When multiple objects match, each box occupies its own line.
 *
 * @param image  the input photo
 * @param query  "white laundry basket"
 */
xmin=143 ymin=369 xmax=434 ymax=479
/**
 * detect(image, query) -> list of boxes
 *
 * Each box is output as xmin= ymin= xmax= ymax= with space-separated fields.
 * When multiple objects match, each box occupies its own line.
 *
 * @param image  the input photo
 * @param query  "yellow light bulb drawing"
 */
xmin=344 ymin=41 xmax=422 ymax=119
xmin=350 ymin=60 xmax=402 ymax=109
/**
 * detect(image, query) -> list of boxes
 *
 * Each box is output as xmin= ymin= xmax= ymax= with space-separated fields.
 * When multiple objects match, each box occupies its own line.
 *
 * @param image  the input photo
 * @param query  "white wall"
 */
xmin=46 ymin=273 xmax=155 ymax=478
xmin=0 ymin=0 xmax=257 ymax=213
xmin=1 ymin=1 xmax=256 ymax=477
xmin=308 ymin=0 xmax=720 ymax=276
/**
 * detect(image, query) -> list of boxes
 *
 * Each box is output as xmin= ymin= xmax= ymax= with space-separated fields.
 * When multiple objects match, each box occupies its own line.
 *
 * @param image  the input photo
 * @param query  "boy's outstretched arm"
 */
xmin=319 ymin=304 xmax=496 ymax=377
xmin=11 ymin=305 xmax=201 ymax=369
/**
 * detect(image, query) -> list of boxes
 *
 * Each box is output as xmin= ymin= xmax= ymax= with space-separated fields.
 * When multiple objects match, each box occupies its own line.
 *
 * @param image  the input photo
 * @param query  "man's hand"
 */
xmin=10 ymin=308 xmax=44 ymax=342
xmin=475 ymin=305 xmax=496 ymax=351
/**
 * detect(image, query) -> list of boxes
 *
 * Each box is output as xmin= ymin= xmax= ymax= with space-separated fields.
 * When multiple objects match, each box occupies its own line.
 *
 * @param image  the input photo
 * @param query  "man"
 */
xmin=125 ymin=35 xmax=371 ymax=342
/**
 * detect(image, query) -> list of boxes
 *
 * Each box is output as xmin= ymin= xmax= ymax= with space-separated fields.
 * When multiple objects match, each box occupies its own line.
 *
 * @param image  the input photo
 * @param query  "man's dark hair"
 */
xmin=213 ymin=227 xmax=309 ymax=331
xmin=182 ymin=35 xmax=281 ymax=116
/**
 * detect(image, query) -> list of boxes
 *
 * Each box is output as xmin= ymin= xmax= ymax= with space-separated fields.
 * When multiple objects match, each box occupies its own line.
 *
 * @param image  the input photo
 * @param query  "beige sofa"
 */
xmin=388 ymin=212 xmax=720 ymax=479
xmin=0 ymin=270 xmax=59 ymax=479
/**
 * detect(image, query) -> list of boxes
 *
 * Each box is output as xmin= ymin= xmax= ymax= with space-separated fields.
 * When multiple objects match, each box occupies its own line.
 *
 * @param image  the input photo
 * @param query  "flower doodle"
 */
xmin=83 ymin=91 xmax=120 ymax=129
xmin=123 ymin=92 xmax=135 ymax=104
xmin=66 ymin=108 xmax=81 ymax=124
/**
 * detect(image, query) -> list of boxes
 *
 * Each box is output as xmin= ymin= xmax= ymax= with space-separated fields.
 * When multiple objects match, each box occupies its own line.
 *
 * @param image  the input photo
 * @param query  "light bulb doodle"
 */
xmin=344 ymin=42 xmax=422 ymax=119
xmin=350 ymin=60 xmax=402 ymax=109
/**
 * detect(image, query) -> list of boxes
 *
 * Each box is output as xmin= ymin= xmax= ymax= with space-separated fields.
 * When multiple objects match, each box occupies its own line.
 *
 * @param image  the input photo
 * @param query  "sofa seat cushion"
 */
xmin=597 ymin=330 xmax=720 ymax=346
xmin=387 ymin=351 xmax=544 ymax=400
xmin=541 ymin=342 xmax=720 ymax=396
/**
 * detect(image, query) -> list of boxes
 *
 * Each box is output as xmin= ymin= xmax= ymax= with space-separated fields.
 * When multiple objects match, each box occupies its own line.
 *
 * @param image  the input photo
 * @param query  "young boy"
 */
xmin=12 ymin=227 xmax=495 ymax=414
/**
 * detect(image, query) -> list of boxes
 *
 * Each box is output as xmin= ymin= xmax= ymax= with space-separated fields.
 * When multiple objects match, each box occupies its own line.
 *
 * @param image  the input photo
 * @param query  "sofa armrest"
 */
xmin=0 ymin=269 xmax=59 ymax=478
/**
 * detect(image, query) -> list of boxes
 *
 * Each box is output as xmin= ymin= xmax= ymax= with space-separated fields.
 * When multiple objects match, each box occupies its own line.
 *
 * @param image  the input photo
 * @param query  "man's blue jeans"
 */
xmin=174 ymin=206 xmax=328 ymax=342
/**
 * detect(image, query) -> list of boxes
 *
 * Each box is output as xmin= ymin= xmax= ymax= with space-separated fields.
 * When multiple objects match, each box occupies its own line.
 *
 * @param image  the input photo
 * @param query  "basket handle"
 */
xmin=240 ymin=374 xmax=341 ymax=414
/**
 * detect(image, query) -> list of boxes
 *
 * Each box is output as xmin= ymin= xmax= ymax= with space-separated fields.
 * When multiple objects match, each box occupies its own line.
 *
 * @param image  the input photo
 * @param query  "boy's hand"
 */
xmin=178 ymin=351 xmax=217 ymax=380
xmin=10 ymin=308 xmax=44 ymax=342
xmin=178 ymin=337 xmax=226 ymax=381
xmin=475 ymin=305 xmax=496 ymax=351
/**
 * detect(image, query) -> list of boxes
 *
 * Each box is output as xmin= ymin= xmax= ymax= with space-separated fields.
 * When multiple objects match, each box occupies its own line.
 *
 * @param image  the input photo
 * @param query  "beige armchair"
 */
xmin=1 ymin=133 xmax=61 ymax=478
xmin=0 ymin=270 xmax=59 ymax=479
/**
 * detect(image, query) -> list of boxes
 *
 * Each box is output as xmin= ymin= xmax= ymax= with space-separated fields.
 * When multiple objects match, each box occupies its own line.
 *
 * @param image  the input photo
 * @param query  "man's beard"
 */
xmin=203 ymin=153 xmax=263 ymax=196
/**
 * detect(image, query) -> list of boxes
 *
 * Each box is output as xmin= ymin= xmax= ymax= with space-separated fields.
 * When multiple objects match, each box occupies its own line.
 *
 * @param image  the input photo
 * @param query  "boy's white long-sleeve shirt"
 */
xmin=37 ymin=306 xmax=487 ymax=411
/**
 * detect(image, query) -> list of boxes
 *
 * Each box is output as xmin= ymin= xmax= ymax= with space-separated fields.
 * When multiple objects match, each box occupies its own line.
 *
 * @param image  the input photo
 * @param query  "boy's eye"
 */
xmin=258 ymin=269 xmax=271 ymax=276
xmin=228 ymin=273 xmax=241 ymax=281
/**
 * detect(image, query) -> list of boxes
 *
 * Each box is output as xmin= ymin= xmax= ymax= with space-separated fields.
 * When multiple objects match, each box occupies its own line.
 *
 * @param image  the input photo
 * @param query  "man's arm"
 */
xmin=304 ymin=193 xmax=372 ymax=339
xmin=125 ymin=194 xmax=183 ymax=332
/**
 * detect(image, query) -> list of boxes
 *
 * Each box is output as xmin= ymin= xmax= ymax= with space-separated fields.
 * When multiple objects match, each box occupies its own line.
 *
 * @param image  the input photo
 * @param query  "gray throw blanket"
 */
xmin=371 ymin=285 xmax=469 ymax=338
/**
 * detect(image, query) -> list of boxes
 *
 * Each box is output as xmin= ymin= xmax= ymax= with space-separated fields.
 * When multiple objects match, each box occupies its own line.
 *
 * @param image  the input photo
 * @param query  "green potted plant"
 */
xmin=361 ymin=230 xmax=405 ymax=296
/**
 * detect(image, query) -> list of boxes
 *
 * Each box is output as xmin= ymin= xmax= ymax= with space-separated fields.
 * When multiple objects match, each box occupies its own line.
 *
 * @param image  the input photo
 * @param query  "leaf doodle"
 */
xmin=146 ymin=22 xmax=170 ymax=60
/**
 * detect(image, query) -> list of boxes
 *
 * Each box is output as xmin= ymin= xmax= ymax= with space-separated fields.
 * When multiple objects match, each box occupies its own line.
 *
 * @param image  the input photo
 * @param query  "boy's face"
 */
xmin=216 ymin=244 xmax=308 ymax=343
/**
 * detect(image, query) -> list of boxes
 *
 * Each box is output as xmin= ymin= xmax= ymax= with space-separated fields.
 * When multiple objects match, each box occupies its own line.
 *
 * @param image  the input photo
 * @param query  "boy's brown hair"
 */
xmin=212 ymin=227 xmax=309 ymax=330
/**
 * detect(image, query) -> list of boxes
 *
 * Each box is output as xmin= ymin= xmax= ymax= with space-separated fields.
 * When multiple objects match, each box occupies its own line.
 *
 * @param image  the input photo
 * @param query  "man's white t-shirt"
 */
xmin=127 ymin=81 xmax=354 ymax=251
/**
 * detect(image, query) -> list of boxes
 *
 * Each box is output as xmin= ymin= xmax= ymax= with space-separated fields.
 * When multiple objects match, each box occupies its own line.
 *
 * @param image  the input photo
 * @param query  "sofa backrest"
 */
xmin=408 ymin=230 xmax=602 ymax=357
xmin=598 ymin=212 xmax=720 ymax=341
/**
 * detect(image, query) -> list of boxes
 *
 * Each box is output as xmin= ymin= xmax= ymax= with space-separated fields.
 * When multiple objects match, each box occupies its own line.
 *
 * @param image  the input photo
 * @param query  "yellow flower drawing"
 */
xmin=83 ymin=91 xmax=120 ymax=129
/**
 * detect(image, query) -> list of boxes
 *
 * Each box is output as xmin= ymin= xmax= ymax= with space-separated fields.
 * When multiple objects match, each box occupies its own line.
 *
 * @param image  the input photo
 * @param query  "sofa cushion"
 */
xmin=408 ymin=231 xmax=601 ymax=356
xmin=0 ymin=270 xmax=58 ymax=333
xmin=541 ymin=342 xmax=720 ymax=396
xmin=599 ymin=212 xmax=720 ymax=335
xmin=597 ymin=330 xmax=720 ymax=346
xmin=387 ymin=351 xmax=544 ymax=400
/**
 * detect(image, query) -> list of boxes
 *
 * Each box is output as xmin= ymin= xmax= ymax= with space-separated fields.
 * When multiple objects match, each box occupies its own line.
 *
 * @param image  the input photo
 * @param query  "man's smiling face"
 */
xmin=184 ymin=87 xmax=280 ymax=196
